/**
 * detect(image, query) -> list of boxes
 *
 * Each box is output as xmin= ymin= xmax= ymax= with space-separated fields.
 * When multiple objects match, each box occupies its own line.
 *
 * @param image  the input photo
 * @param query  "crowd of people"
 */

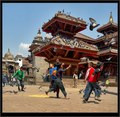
xmin=2 ymin=58 xmax=110 ymax=103
xmin=42 ymin=59 xmax=108 ymax=102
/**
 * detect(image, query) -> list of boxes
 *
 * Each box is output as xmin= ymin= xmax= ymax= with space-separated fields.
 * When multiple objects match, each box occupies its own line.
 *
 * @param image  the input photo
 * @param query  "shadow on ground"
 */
xmin=49 ymin=96 xmax=70 ymax=100
xmin=87 ymin=101 xmax=99 ymax=104
xmin=102 ymin=90 xmax=118 ymax=96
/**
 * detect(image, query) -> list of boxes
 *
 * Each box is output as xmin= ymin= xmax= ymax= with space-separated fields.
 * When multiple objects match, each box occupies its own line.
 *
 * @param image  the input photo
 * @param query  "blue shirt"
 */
xmin=49 ymin=67 xmax=57 ymax=75
xmin=51 ymin=75 xmax=57 ymax=80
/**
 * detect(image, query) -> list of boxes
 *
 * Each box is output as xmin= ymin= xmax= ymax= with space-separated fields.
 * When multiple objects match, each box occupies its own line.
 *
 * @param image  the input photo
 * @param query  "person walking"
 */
xmin=45 ymin=70 xmax=67 ymax=98
xmin=83 ymin=62 xmax=104 ymax=103
xmin=82 ymin=62 xmax=94 ymax=96
xmin=12 ymin=67 xmax=25 ymax=92
xmin=2 ymin=74 xmax=8 ymax=87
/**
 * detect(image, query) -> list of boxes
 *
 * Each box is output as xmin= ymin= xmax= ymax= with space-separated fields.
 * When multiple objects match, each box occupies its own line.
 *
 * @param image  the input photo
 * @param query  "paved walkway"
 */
xmin=2 ymin=84 xmax=118 ymax=112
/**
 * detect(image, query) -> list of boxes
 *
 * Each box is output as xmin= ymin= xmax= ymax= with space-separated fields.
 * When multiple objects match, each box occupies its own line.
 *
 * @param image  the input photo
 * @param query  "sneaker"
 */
xmin=21 ymin=89 xmax=25 ymax=92
xmin=64 ymin=94 xmax=67 ymax=98
xmin=18 ymin=88 xmax=21 ymax=92
xmin=95 ymin=96 xmax=101 ymax=101
xmin=83 ymin=99 xmax=88 ymax=103
xmin=56 ymin=94 xmax=59 ymax=98
xmin=79 ymin=89 xmax=83 ymax=94
xmin=13 ymin=90 xmax=18 ymax=94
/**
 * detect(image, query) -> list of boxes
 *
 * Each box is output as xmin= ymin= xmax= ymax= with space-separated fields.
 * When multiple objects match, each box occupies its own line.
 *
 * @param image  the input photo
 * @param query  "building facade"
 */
xmin=29 ymin=11 xmax=118 ymax=81
xmin=2 ymin=49 xmax=19 ymax=79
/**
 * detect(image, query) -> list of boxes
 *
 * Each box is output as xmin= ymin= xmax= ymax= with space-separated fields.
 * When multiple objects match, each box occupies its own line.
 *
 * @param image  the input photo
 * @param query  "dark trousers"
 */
xmin=17 ymin=79 xmax=24 ymax=91
xmin=2 ymin=82 xmax=5 ymax=87
xmin=49 ymin=80 xmax=59 ymax=98
xmin=83 ymin=82 xmax=101 ymax=101
xmin=48 ymin=78 xmax=67 ymax=97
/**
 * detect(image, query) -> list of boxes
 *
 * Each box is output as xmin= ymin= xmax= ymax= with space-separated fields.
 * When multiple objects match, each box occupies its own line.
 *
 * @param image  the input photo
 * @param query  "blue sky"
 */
xmin=2 ymin=3 xmax=118 ymax=57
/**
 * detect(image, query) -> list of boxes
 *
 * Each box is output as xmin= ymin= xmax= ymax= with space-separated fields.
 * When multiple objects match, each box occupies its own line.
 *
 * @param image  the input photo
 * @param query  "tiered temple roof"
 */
xmin=29 ymin=11 xmax=118 ymax=76
xmin=97 ymin=12 xmax=118 ymax=34
xmin=42 ymin=11 xmax=87 ymax=37
xmin=29 ymin=29 xmax=46 ymax=52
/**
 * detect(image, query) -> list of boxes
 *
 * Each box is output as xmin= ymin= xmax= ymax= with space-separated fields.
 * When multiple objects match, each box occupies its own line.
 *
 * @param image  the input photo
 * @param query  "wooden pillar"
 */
xmin=68 ymin=68 xmax=71 ymax=76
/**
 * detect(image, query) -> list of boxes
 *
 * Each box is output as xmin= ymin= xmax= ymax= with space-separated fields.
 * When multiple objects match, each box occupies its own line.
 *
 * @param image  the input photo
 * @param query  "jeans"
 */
xmin=17 ymin=79 xmax=24 ymax=91
xmin=83 ymin=82 xmax=91 ymax=100
xmin=83 ymin=82 xmax=101 ymax=101
xmin=83 ymin=82 xmax=90 ymax=98
xmin=93 ymin=83 xmax=101 ymax=97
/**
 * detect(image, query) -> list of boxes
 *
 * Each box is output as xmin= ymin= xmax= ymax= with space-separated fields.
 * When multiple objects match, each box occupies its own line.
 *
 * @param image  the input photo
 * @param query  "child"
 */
xmin=45 ymin=70 xmax=67 ymax=98
xmin=73 ymin=70 xmax=78 ymax=88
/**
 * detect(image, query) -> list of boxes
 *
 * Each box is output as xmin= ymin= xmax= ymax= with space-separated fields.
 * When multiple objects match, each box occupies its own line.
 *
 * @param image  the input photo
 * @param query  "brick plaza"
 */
xmin=2 ymin=79 xmax=118 ymax=112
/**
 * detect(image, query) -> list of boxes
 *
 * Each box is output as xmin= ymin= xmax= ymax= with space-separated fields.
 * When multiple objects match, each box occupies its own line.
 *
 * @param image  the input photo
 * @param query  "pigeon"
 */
xmin=37 ymin=69 xmax=39 ymax=72
xmin=79 ymin=89 xmax=83 ymax=94
xmin=80 ymin=57 xmax=88 ymax=61
xmin=67 ymin=12 xmax=71 ymax=15
xmin=38 ymin=86 xmax=42 ymax=89
xmin=53 ymin=47 xmax=57 ymax=52
xmin=89 ymin=18 xmax=100 ymax=31
xmin=57 ymin=40 xmax=61 ymax=44
xmin=109 ymin=38 xmax=116 ymax=45
xmin=13 ymin=90 xmax=18 ymax=94
xmin=104 ymin=39 xmax=109 ymax=45
xmin=106 ymin=57 xmax=112 ymax=61
xmin=70 ymin=45 xmax=75 ymax=48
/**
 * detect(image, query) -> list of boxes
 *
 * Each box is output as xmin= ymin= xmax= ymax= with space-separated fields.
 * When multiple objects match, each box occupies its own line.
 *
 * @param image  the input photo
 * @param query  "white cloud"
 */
xmin=17 ymin=52 xmax=23 ymax=56
xmin=19 ymin=43 xmax=30 ymax=50
xmin=18 ymin=43 xmax=31 ymax=57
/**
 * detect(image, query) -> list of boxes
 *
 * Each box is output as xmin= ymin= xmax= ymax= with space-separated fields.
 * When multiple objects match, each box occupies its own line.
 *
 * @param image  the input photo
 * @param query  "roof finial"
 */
xmin=37 ymin=28 xmax=41 ymax=34
xmin=8 ymin=48 xmax=10 ymax=53
xmin=109 ymin=12 xmax=113 ymax=23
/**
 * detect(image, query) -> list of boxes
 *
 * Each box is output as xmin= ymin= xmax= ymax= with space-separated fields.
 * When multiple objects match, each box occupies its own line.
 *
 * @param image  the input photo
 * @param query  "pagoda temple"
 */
xmin=30 ymin=11 xmax=118 ymax=79
xmin=28 ymin=29 xmax=49 ymax=84
xmin=95 ymin=12 xmax=118 ymax=76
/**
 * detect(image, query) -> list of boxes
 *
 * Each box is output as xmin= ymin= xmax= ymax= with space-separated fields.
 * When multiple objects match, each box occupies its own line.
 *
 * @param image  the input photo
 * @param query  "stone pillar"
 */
xmin=32 ymin=54 xmax=36 ymax=84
